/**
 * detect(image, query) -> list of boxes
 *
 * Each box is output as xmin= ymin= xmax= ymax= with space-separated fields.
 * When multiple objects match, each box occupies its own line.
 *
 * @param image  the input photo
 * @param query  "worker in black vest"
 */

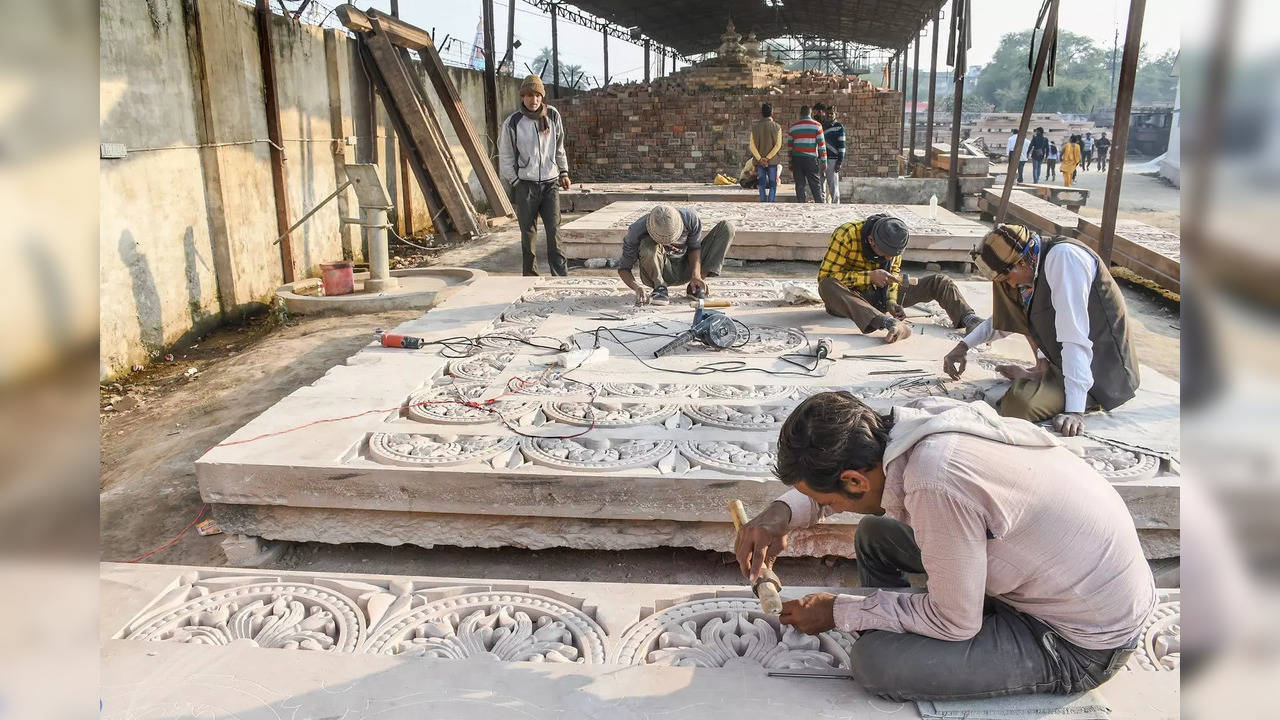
xmin=942 ymin=224 xmax=1140 ymax=436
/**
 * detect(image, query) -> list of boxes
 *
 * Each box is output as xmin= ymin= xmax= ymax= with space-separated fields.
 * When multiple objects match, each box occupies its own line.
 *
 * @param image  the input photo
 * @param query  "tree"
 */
xmin=970 ymin=30 xmax=1111 ymax=114
xmin=1133 ymin=49 xmax=1178 ymax=106
xmin=530 ymin=47 xmax=553 ymax=80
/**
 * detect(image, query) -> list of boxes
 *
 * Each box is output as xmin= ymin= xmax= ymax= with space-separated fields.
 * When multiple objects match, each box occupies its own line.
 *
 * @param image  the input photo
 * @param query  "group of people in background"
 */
xmin=746 ymin=103 xmax=846 ymax=204
xmin=1009 ymin=127 xmax=1111 ymax=187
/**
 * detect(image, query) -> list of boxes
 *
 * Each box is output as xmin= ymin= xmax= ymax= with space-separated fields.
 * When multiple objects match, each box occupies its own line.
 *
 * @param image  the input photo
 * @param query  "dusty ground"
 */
xmin=100 ymin=183 xmax=1179 ymax=584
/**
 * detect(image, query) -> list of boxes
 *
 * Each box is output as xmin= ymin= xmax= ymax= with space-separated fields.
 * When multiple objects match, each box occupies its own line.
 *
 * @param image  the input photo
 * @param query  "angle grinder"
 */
xmin=653 ymin=299 xmax=742 ymax=358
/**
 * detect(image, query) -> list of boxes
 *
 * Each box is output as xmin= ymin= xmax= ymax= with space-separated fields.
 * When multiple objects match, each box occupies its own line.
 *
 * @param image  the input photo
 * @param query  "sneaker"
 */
xmin=650 ymin=286 xmax=670 ymax=305
xmin=961 ymin=313 xmax=984 ymax=335
xmin=686 ymin=284 xmax=707 ymax=300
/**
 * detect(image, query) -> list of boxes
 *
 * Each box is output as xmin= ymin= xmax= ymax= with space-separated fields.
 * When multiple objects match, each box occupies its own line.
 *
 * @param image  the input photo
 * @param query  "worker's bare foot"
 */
xmin=884 ymin=320 xmax=913 ymax=343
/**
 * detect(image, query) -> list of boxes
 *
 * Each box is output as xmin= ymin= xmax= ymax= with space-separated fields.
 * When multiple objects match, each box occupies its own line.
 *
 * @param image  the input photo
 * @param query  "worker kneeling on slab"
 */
xmin=817 ymin=215 xmax=984 ymax=343
xmin=616 ymin=204 xmax=735 ymax=305
xmin=737 ymin=392 xmax=1156 ymax=702
xmin=942 ymin=224 xmax=1141 ymax=437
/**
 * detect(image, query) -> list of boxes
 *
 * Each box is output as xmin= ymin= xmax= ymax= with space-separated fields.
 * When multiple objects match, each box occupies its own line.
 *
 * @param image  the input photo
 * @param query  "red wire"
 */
xmin=125 ymin=504 xmax=209 ymax=563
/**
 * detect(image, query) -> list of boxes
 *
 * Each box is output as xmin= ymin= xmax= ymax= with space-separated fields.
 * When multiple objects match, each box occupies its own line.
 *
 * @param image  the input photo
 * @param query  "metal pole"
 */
xmin=909 ymin=31 xmax=921 ymax=167
xmin=926 ymin=10 xmax=939 ymax=155
xmin=1097 ymin=0 xmax=1147 ymax=265
xmin=602 ymin=28 xmax=609 ymax=85
xmin=995 ymin=0 xmax=1060 ymax=224
xmin=363 ymin=206 xmax=398 ymax=292
xmin=481 ymin=0 xmax=498 ymax=154
xmin=644 ymin=38 xmax=651 ymax=83
xmin=506 ymin=0 xmax=515 ymax=73
xmin=550 ymin=3 xmax=560 ymax=98
xmin=255 ymin=0 xmax=294 ymax=282
xmin=947 ymin=0 xmax=968 ymax=211
xmin=899 ymin=49 xmax=908 ymax=153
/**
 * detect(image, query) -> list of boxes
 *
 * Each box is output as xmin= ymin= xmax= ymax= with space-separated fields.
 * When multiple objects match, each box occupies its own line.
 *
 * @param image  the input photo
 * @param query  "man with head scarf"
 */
xmin=817 ymin=215 xmax=984 ymax=344
xmin=616 ymin=204 xmax=735 ymax=305
xmin=942 ymin=224 xmax=1141 ymax=436
xmin=497 ymin=75 xmax=571 ymax=276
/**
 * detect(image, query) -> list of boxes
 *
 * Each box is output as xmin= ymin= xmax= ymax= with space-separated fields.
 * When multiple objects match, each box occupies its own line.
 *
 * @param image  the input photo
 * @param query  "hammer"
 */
xmin=729 ymin=499 xmax=784 ymax=614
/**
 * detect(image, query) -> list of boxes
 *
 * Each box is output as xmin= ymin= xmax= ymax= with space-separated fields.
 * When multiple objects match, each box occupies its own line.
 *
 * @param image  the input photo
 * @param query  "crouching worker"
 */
xmin=942 ymin=224 xmax=1141 ymax=437
xmin=617 ymin=204 xmax=735 ymax=305
xmin=735 ymin=392 xmax=1156 ymax=702
xmin=817 ymin=215 xmax=984 ymax=343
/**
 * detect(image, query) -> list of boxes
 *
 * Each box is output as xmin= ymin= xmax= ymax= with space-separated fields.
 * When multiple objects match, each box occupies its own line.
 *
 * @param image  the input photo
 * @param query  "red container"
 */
xmin=320 ymin=261 xmax=355 ymax=296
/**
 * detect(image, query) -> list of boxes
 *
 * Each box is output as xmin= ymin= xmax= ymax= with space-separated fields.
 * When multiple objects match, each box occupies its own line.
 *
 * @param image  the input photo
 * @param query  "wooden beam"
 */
xmin=995 ymin=0 xmax=1058 ymax=225
xmin=947 ymin=0 xmax=968 ymax=211
xmin=363 ymin=24 xmax=482 ymax=237
xmin=1097 ymin=0 xmax=1147 ymax=265
xmin=481 ymin=0 xmax=499 ymax=152
xmin=909 ymin=32 xmax=920 ymax=166
xmin=255 ymin=0 xmax=294 ymax=282
xmin=336 ymin=4 xmax=433 ymax=50
xmin=926 ymin=10 xmax=939 ymax=153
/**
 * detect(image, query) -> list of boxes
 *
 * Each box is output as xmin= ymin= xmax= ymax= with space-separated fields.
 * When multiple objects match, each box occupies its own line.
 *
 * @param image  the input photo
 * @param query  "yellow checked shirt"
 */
xmin=817 ymin=220 xmax=903 ymax=305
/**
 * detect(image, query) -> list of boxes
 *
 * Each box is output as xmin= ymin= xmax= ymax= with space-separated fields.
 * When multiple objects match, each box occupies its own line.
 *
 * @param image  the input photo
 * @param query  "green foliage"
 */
xmin=969 ymin=31 xmax=1176 ymax=113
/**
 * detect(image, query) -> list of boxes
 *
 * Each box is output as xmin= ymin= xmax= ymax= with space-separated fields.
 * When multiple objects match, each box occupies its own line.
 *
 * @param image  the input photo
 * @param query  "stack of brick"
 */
xmin=561 ymin=62 xmax=902 ymax=182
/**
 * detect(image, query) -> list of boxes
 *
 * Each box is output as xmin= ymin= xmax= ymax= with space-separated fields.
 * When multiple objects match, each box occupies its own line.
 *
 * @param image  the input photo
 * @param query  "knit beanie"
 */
xmin=976 ymin=224 xmax=1033 ymax=278
xmin=646 ymin=204 xmax=683 ymax=245
xmin=520 ymin=74 xmax=546 ymax=97
xmin=870 ymin=216 xmax=909 ymax=256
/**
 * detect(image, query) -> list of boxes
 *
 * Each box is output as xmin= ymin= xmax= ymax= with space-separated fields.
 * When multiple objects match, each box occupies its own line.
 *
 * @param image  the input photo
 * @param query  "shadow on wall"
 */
xmin=182 ymin=226 xmax=212 ymax=324
xmin=118 ymin=230 xmax=164 ymax=355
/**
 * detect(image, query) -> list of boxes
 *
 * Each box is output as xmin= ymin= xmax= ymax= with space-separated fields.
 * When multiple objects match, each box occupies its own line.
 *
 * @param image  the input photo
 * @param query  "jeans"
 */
xmin=825 ymin=159 xmax=841 ymax=204
xmin=637 ymin=220 xmax=735 ymax=290
xmin=1046 ymin=160 xmax=1056 ymax=181
xmin=791 ymin=156 xmax=825 ymax=203
xmin=847 ymin=516 xmax=1137 ymax=702
xmin=1016 ymin=160 xmax=1026 ymax=183
xmin=756 ymin=164 xmax=778 ymax=202
xmin=512 ymin=179 xmax=567 ymax=276
xmin=1032 ymin=158 xmax=1043 ymax=183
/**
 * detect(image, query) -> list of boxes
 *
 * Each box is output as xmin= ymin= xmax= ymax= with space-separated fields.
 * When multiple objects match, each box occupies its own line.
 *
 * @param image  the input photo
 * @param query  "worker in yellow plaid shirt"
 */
xmin=817 ymin=215 xmax=984 ymax=343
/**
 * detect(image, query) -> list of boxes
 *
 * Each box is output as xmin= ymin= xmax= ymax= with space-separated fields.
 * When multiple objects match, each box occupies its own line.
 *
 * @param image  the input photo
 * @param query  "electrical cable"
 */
xmin=125 ymin=504 xmax=209 ymax=563
xmin=580 ymin=325 xmax=832 ymax=378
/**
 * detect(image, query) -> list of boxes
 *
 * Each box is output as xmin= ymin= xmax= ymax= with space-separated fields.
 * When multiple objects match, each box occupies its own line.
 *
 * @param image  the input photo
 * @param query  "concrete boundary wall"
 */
xmin=99 ymin=0 xmax=521 ymax=379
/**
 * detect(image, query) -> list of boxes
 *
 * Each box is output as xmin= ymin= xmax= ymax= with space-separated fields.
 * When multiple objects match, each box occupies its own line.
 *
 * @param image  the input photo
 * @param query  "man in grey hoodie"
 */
xmin=735 ymin=392 xmax=1156 ymax=701
xmin=498 ymin=74 xmax=571 ymax=276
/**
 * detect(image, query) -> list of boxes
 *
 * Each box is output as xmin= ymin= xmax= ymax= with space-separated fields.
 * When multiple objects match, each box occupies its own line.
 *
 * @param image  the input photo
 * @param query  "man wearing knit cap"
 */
xmin=498 ymin=74 xmax=572 ymax=276
xmin=942 ymin=224 xmax=1141 ymax=436
xmin=818 ymin=215 xmax=983 ymax=343
xmin=616 ymin=204 xmax=735 ymax=305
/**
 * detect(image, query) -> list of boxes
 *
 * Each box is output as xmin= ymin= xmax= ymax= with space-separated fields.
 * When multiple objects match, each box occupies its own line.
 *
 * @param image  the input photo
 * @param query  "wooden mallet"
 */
xmin=729 ymin=499 xmax=784 ymax=614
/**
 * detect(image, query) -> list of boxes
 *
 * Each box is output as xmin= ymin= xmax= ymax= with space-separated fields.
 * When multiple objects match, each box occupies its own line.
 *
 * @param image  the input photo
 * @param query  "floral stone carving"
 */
xmin=511 ymin=369 xmax=594 ymax=396
xmin=739 ymin=326 xmax=806 ymax=355
xmin=1130 ymin=601 xmax=1179 ymax=672
xmin=521 ymin=437 xmax=676 ymax=471
xmin=369 ymin=432 xmax=518 ymax=467
xmin=700 ymin=383 xmax=796 ymax=401
xmin=613 ymin=597 xmax=854 ymax=669
xmin=405 ymin=383 xmax=538 ymax=425
xmin=681 ymin=440 xmax=776 ymax=476
xmin=544 ymin=399 xmax=678 ymax=428
xmin=479 ymin=323 xmax=542 ymax=350
xmin=363 ymin=591 xmax=607 ymax=664
xmin=1081 ymin=446 xmax=1161 ymax=482
xmin=446 ymin=352 xmax=515 ymax=382
xmin=683 ymin=403 xmax=793 ymax=431
xmin=521 ymin=287 xmax=622 ymax=304
xmin=603 ymin=382 xmax=699 ymax=399
xmin=122 ymin=580 xmax=364 ymax=652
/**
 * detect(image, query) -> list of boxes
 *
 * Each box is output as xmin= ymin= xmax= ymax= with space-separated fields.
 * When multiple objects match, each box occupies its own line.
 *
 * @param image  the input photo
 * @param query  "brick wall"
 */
xmin=560 ymin=68 xmax=902 ymax=182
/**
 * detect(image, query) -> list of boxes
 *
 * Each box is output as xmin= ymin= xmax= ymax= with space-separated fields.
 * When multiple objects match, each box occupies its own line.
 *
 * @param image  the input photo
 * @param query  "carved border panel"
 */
xmin=544 ymin=400 xmax=679 ymax=428
xmin=405 ymin=383 xmax=538 ymax=425
xmin=521 ymin=437 xmax=676 ymax=471
xmin=1129 ymin=600 xmax=1179 ymax=672
xmin=683 ymin=403 xmax=794 ymax=431
xmin=680 ymin=440 xmax=777 ymax=476
xmin=446 ymin=352 xmax=516 ymax=382
xmin=369 ymin=432 xmax=519 ymax=467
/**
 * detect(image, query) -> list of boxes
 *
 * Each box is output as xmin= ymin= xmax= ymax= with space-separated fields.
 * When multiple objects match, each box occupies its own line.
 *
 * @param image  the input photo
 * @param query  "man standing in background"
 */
xmin=1029 ymin=127 xmax=1049 ymax=184
xmin=1094 ymin=132 xmax=1111 ymax=172
xmin=1082 ymin=132 xmax=1095 ymax=172
xmin=788 ymin=106 xmax=827 ymax=203
xmin=818 ymin=104 xmax=846 ymax=204
xmin=749 ymin=103 xmax=784 ymax=203
xmin=498 ymin=75 xmax=571 ymax=276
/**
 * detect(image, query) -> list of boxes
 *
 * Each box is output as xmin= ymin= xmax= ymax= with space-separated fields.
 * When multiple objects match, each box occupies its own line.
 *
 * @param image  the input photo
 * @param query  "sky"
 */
xmin=356 ymin=1 xmax=1181 ymax=86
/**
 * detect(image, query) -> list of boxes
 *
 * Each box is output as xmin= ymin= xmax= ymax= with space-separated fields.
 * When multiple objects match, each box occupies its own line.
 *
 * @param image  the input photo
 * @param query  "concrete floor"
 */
xmin=100 ymin=182 xmax=1179 ymax=583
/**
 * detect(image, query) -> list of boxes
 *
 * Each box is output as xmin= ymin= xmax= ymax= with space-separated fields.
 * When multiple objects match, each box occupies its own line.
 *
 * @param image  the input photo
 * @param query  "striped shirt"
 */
xmin=787 ymin=117 xmax=827 ymax=161
xmin=817 ymin=220 xmax=903 ymax=305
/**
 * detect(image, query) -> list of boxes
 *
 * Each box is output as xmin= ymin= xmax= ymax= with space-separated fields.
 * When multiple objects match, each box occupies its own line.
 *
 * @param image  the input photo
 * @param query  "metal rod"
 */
xmin=550 ymin=3 xmax=560 ymax=98
xmin=909 ymin=30 xmax=921 ymax=167
xmin=995 ymin=0 xmax=1059 ymax=225
xmin=644 ymin=38 xmax=651 ymax=83
xmin=274 ymin=183 xmax=353 ymax=245
xmin=506 ymin=0 xmax=515 ymax=73
xmin=1097 ymin=0 xmax=1147 ymax=265
xmin=926 ymin=10 xmax=940 ymax=152
xmin=602 ymin=27 xmax=609 ymax=85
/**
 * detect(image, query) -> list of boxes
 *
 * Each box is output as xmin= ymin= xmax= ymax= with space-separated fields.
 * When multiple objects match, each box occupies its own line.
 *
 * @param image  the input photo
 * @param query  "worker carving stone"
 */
xmin=817 ymin=215 xmax=983 ymax=343
xmin=498 ymin=74 xmax=571 ymax=276
xmin=737 ymin=392 xmax=1156 ymax=701
xmin=943 ymin=224 xmax=1141 ymax=436
xmin=616 ymin=204 xmax=734 ymax=306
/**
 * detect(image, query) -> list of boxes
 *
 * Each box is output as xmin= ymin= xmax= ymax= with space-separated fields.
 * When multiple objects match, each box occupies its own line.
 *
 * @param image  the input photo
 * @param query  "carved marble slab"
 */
xmin=700 ymin=383 xmax=797 ymax=401
xmin=369 ymin=432 xmax=519 ymax=467
xmin=1082 ymin=446 xmax=1162 ymax=482
xmin=521 ymin=437 xmax=677 ymax=471
xmin=405 ymin=383 xmax=539 ymax=425
xmin=543 ymin=399 xmax=680 ymax=428
xmin=446 ymin=352 xmax=516 ymax=382
xmin=1128 ymin=599 xmax=1179 ymax=672
xmin=683 ymin=403 xmax=795 ymax=431
xmin=603 ymin=382 xmax=700 ymax=399
xmin=681 ymin=440 xmax=777 ymax=476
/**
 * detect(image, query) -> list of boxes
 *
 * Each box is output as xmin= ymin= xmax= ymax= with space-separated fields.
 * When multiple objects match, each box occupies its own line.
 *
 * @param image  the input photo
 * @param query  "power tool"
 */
xmin=375 ymin=329 xmax=426 ymax=349
xmin=653 ymin=300 xmax=742 ymax=358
